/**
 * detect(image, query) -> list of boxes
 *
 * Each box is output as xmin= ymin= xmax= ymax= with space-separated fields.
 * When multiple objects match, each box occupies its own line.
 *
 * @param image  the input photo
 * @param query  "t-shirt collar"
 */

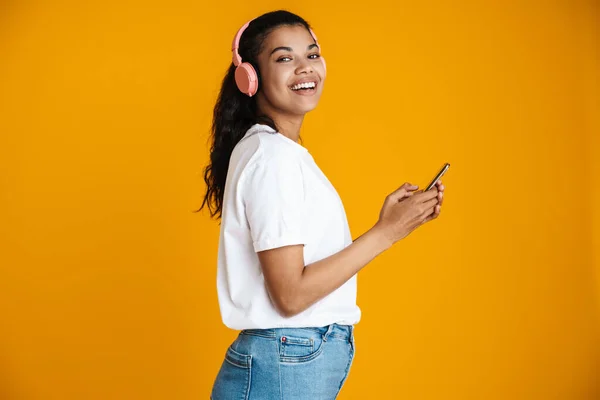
xmin=244 ymin=123 xmax=308 ymax=153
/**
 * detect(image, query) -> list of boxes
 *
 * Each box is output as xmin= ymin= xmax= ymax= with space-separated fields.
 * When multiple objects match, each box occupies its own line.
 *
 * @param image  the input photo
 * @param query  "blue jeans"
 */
xmin=211 ymin=324 xmax=356 ymax=399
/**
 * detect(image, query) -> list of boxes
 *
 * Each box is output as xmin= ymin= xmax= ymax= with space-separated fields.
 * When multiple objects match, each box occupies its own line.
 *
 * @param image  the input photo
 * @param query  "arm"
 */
xmin=245 ymin=153 xmax=441 ymax=318
xmin=258 ymin=223 xmax=392 ymax=317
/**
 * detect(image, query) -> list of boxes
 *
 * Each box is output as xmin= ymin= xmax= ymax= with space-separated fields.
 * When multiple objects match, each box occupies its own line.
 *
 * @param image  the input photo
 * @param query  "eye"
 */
xmin=308 ymin=53 xmax=321 ymax=59
xmin=276 ymin=56 xmax=292 ymax=62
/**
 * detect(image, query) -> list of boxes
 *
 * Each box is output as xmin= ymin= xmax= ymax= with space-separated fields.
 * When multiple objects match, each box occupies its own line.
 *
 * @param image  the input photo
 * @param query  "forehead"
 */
xmin=262 ymin=25 xmax=314 ymax=51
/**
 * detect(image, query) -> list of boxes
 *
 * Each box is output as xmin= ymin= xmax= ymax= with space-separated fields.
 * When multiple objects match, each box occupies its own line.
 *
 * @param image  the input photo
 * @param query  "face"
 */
xmin=255 ymin=25 xmax=326 ymax=117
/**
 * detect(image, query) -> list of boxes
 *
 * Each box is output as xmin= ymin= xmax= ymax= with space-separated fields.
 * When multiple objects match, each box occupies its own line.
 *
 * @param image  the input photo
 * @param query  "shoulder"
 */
xmin=243 ymin=147 xmax=304 ymax=187
xmin=237 ymin=124 xmax=305 ymax=173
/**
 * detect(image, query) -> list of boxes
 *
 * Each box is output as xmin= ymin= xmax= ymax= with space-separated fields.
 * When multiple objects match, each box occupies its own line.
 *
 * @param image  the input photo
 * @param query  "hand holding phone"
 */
xmin=425 ymin=163 xmax=450 ymax=191
xmin=374 ymin=164 xmax=449 ymax=245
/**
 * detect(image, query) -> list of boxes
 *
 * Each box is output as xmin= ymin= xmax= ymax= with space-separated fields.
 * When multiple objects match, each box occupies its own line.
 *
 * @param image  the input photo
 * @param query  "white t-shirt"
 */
xmin=215 ymin=123 xmax=361 ymax=330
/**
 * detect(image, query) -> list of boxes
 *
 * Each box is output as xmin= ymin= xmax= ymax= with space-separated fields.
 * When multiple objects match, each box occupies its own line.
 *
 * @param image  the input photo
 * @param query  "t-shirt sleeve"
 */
xmin=243 ymin=153 xmax=308 ymax=253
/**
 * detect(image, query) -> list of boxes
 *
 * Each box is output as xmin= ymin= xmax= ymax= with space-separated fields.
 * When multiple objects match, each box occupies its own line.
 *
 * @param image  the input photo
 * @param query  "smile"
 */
xmin=290 ymin=81 xmax=317 ymax=91
xmin=289 ymin=80 xmax=318 ymax=96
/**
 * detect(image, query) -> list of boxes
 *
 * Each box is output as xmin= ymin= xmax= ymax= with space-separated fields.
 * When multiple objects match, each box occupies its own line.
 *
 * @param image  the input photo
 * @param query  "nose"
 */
xmin=295 ymin=59 xmax=314 ymax=74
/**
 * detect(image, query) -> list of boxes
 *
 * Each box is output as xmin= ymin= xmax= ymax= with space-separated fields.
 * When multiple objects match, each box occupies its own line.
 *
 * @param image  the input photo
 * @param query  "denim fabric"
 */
xmin=211 ymin=324 xmax=355 ymax=399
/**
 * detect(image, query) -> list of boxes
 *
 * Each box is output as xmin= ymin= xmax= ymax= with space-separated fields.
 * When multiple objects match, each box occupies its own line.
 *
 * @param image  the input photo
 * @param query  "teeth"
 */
xmin=291 ymin=81 xmax=316 ymax=90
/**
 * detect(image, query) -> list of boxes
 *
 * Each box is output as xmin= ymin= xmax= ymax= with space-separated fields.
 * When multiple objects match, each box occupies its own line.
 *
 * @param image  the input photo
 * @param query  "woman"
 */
xmin=200 ymin=10 xmax=445 ymax=400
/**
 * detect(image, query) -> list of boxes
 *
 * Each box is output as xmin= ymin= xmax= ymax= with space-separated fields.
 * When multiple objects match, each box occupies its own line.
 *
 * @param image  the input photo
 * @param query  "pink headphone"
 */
xmin=231 ymin=19 xmax=324 ymax=97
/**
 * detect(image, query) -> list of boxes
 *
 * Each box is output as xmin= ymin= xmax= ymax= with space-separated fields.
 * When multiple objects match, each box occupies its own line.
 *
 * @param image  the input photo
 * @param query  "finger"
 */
xmin=437 ymin=190 xmax=443 ymax=205
xmin=417 ymin=198 xmax=438 ymax=221
xmin=419 ymin=205 xmax=436 ymax=222
xmin=388 ymin=183 xmax=419 ymax=202
xmin=436 ymin=180 xmax=445 ymax=192
xmin=424 ymin=204 xmax=441 ymax=221
xmin=422 ymin=197 xmax=439 ymax=211
xmin=422 ymin=205 xmax=441 ymax=223
xmin=413 ymin=187 xmax=439 ymax=203
xmin=401 ymin=182 xmax=419 ymax=196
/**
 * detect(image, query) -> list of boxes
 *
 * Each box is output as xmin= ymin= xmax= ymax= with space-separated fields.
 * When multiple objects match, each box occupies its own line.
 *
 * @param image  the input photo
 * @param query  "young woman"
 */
xmin=200 ymin=10 xmax=445 ymax=400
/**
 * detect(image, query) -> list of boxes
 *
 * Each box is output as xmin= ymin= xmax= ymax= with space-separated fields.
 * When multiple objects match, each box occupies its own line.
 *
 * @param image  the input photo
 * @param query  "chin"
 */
xmin=288 ymin=98 xmax=321 ymax=115
xmin=296 ymin=104 xmax=319 ymax=114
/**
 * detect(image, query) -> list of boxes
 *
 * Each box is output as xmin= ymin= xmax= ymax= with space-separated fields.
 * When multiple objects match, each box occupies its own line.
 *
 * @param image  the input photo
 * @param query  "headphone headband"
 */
xmin=231 ymin=20 xmax=321 ymax=67
xmin=231 ymin=20 xmax=251 ymax=66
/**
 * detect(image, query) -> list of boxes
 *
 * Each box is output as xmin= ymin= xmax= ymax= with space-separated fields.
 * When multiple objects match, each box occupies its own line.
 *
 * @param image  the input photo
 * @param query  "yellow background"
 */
xmin=0 ymin=1 xmax=598 ymax=399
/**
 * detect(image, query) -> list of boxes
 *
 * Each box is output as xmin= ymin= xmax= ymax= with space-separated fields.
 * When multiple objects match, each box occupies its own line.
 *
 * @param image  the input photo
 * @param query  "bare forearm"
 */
xmin=288 ymin=224 xmax=392 ymax=315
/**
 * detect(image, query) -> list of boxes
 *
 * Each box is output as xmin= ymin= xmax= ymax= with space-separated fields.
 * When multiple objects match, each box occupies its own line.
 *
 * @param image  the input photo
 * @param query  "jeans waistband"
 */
xmin=241 ymin=323 xmax=354 ymax=343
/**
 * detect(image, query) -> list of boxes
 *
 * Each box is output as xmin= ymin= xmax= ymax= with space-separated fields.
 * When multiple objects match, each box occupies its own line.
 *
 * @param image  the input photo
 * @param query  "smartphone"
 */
xmin=425 ymin=163 xmax=450 ymax=191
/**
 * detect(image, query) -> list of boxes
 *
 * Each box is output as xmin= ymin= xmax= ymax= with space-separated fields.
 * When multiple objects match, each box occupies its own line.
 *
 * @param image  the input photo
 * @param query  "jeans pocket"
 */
xmin=279 ymin=334 xmax=324 ymax=364
xmin=211 ymin=346 xmax=252 ymax=400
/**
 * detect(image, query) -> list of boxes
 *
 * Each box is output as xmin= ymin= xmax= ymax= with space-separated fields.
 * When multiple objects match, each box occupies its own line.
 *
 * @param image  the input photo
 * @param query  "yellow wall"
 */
xmin=587 ymin=0 xmax=600 ymax=383
xmin=0 ymin=1 xmax=598 ymax=399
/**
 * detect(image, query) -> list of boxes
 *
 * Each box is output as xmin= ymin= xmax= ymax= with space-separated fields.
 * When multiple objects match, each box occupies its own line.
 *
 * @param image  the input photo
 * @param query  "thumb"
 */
xmin=388 ymin=183 xmax=419 ymax=202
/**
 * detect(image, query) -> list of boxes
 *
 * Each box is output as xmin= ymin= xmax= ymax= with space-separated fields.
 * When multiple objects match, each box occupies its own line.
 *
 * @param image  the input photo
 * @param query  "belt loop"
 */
xmin=322 ymin=324 xmax=335 ymax=342
xmin=349 ymin=325 xmax=354 ymax=344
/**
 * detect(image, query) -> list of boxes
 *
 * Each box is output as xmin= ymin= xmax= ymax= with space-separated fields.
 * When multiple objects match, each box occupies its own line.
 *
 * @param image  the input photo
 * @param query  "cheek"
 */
xmin=262 ymin=71 xmax=291 ymax=97
xmin=318 ymin=62 xmax=326 ymax=81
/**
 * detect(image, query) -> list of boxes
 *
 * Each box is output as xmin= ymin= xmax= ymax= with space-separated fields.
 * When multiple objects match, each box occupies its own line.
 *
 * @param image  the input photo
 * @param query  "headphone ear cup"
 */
xmin=235 ymin=62 xmax=259 ymax=96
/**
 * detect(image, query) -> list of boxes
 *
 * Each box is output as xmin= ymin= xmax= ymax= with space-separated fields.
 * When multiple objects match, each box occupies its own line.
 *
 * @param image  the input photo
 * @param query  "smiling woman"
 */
xmin=199 ymin=9 xmax=443 ymax=400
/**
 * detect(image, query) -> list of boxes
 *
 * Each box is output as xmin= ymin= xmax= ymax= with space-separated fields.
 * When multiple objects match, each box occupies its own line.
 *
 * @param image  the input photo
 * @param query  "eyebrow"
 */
xmin=270 ymin=43 xmax=319 ymax=56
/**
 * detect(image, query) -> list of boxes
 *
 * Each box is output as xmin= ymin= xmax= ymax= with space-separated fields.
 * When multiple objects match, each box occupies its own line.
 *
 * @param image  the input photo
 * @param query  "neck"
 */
xmin=257 ymin=97 xmax=304 ymax=142
xmin=271 ymin=115 xmax=304 ymax=142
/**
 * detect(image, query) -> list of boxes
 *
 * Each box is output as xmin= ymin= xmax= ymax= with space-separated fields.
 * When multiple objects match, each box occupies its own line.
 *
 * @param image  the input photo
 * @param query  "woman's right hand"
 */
xmin=375 ymin=182 xmax=443 ymax=246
